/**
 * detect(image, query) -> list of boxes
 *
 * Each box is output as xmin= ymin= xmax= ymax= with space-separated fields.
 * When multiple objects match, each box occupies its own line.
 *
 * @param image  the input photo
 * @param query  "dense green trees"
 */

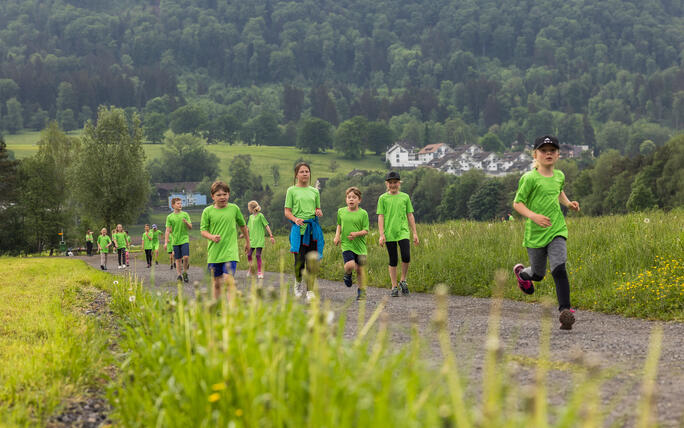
xmin=148 ymin=133 xmax=220 ymax=183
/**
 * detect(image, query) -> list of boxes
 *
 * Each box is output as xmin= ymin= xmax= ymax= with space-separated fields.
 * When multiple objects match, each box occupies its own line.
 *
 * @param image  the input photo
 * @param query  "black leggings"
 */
xmin=117 ymin=248 xmax=126 ymax=265
xmin=386 ymin=239 xmax=411 ymax=267
xmin=294 ymin=240 xmax=318 ymax=282
xmin=86 ymin=242 xmax=93 ymax=256
xmin=145 ymin=249 xmax=152 ymax=265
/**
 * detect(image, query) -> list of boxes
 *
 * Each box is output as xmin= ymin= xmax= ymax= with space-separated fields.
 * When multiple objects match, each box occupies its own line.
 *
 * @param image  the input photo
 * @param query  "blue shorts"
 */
xmin=342 ymin=250 xmax=366 ymax=266
xmin=173 ymin=243 xmax=190 ymax=260
xmin=208 ymin=261 xmax=237 ymax=277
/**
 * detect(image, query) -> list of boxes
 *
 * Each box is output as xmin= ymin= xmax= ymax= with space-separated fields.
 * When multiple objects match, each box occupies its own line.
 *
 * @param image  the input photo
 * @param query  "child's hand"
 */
xmin=333 ymin=235 xmax=341 ymax=246
xmin=531 ymin=213 xmax=552 ymax=228
xmin=315 ymin=208 xmax=323 ymax=217
xmin=212 ymin=234 xmax=221 ymax=243
xmin=413 ymin=234 xmax=419 ymax=245
xmin=269 ymin=236 xmax=275 ymax=244
xmin=294 ymin=218 xmax=304 ymax=226
xmin=378 ymin=234 xmax=386 ymax=247
xmin=568 ymin=201 xmax=580 ymax=212
xmin=347 ymin=232 xmax=355 ymax=241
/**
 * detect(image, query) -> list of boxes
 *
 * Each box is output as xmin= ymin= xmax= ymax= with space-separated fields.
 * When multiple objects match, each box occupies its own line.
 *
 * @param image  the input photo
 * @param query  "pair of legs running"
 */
xmin=293 ymin=241 xmax=317 ymax=300
xmin=247 ymin=247 xmax=263 ymax=278
xmin=387 ymin=239 xmax=411 ymax=297
xmin=342 ymin=251 xmax=366 ymax=300
xmin=514 ymin=236 xmax=575 ymax=329
xmin=173 ymin=243 xmax=190 ymax=282
xmin=209 ymin=261 xmax=237 ymax=300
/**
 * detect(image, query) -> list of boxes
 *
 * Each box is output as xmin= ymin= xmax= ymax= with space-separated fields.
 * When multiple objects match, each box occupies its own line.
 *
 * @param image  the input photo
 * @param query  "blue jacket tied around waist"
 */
xmin=289 ymin=217 xmax=325 ymax=259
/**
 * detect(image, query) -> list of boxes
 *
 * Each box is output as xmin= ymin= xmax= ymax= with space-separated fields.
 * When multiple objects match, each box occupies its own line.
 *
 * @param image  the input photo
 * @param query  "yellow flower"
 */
xmin=211 ymin=383 xmax=227 ymax=391
xmin=208 ymin=393 xmax=220 ymax=403
xmin=235 ymin=409 xmax=243 ymax=417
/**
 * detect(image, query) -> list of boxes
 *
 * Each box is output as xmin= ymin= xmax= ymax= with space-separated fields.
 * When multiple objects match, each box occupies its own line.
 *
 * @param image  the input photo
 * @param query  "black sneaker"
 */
xmin=170 ymin=263 xmax=174 ymax=270
xmin=100 ymin=265 xmax=105 ymax=270
xmin=155 ymin=261 xmax=159 ymax=265
xmin=177 ymin=275 xmax=183 ymax=282
xmin=183 ymin=272 xmax=189 ymax=283
xmin=356 ymin=288 xmax=366 ymax=301
xmin=559 ymin=309 xmax=576 ymax=330
xmin=343 ymin=273 xmax=353 ymax=287
xmin=399 ymin=280 xmax=410 ymax=296
xmin=390 ymin=287 xmax=400 ymax=297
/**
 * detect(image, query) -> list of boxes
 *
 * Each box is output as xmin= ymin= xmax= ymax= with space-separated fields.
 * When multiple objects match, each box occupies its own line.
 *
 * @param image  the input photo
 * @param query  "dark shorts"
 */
xmin=342 ymin=250 xmax=366 ymax=266
xmin=173 ymin=242 xmax=190 ymax=259
xmin=386 ymin=239 xmax=411 ymax=267
xmin=208 ymin=261 xmax=237 ymax=277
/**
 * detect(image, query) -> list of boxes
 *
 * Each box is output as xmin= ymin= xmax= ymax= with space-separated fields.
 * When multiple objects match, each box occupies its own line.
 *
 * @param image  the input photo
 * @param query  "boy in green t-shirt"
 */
xmin=85 ymin=229 xmax=94 ymax=256
xmin=377 ymin=171 xmax=419 ymax=297
xmin=112 ymin=224 xmax=128 ymax=269
xmin=513 ymin=135 xmax=580 ymax=330
xmin=97 ymin=228 xmax=112 ymax=270
xmin=165 ymin=197 xmax=193 ymax=282
xmin=142 ymin=224 xmax=154 ymax=268
xmin=151 ymin=224 xmax=163 ymax=265
xmin=334 ymin=187 xmax=369 ymax=301
xmin=200 ymin=181 xmax=250 ymax=301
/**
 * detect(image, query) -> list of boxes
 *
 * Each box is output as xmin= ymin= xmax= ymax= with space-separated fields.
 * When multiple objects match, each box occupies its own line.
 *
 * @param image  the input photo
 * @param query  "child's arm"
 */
xmin=559 ymin=191 xmax=580 ymax=212
xmin=183 ymin=216 xmax=192 ymax=230
xmin=407 ymin=212 xmax=419 ymax=245
xmin=240 ymin=225 xmax=251 ymax=252
xmin=378 ymin=214 xmax=386 ymax=246
xmin=284 ymin=208 xmax=304 ymax=225
xmin=347 ymin=229 xmax=368 ymax=241
xmin=164 ymin=226 xmax=171 ymax=248
xmin=334 ymin=225 xmax=341 ymax=246
xmin=513 ymin=201 xmax=551 ymax=227
xmin=265 ymin=225 xmax=275 ymax=244
xmin=200 ymin=230 xmax=220 ymax=243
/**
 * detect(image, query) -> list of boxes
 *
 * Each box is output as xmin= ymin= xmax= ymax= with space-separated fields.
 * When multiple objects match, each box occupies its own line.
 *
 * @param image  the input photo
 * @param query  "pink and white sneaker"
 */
xmin=257 ymin=272 xmax=264 ymax=279
xmin=513 ymin=264 xmax=535 ymax=295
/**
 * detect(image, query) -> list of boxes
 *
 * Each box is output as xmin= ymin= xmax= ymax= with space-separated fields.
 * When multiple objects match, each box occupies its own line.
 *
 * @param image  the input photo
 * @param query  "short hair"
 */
xmin=294 ymin=162 xmax=311 ymax=182
xmin=345 ymin=186 xmax=362 ymax=199
xmin=211 ymin=180 xmax=230 ymax=195
xmin=144 ymin=224 xmax=149 ymax=228
xmin=171 ymin=197 xmax=182 ymax=205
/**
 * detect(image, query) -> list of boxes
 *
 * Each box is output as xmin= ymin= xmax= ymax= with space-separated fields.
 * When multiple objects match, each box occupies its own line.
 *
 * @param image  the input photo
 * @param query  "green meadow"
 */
xmin=190 ymin=209 xmax=684 ymax=321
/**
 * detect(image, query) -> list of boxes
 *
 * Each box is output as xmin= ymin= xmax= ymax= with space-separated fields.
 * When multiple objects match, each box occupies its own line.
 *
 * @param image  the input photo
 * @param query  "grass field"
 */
xmin=188 ymin=209 xmax=684 ymax=321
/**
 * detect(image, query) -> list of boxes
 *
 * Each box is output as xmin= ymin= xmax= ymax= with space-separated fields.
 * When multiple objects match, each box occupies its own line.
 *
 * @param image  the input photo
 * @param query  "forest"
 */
xmin=0 ymin=0 xmax=682 ymax=155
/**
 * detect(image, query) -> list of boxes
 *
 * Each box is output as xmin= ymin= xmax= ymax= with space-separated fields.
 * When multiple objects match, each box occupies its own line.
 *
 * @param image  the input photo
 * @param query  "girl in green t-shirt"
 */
xmin=97 ymin=228 xmax=112 ymax=270
xmin=247 ymin=200 xmax=275 ymax=279
xmin=512 ymin=135 xmax=580 ymax=331
xmin=377 ymin=171 xmax=420 ymax=298
xmin=112 ymin=224 xmax=128 ymax=268
xmin=142 ymin=224 xmax=154 ymax=268
xmin=284 ymin=162 xmax=323 ymax=302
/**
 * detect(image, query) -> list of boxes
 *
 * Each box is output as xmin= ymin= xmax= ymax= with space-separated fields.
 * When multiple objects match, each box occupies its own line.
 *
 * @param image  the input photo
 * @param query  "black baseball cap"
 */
xmin=385 ymin=171 xmax=401 ymax=181
xmin=534 ymin=135 xmax=559 ymax=150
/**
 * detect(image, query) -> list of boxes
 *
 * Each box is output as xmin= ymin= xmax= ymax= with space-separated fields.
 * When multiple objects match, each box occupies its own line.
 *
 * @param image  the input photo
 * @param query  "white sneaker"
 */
xmin=293 ymin=281 xmax=304 ymax=298
xmin=306 ymin=291 xmax=315 ymax=303
xmin=257 ymin=273 xmax=264 ymax=279
xmin=118 ymin=265 xmax=123 ymax=269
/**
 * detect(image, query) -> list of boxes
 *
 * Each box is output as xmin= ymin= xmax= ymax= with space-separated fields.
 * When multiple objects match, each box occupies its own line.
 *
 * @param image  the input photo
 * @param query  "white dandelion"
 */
xmin=129 ymin=295 xmax=136 ymax=303
xmin=325 ymin=310 xmax=335 ymax=326
xmin=113 ymin=280 xmax=119 ymax=285
xmin=644 ymin=218 xmax=650 ymax=224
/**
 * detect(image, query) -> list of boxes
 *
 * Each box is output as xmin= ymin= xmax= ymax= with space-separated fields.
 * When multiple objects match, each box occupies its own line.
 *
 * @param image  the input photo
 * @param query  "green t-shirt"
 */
xmin=248 ymin=213 xmax=269 ymax=249
xmin=97 ymin=235 xmax=111 ymax=253
xmin=125 ymin=234 xmax=131 ymax=246
xmin=514 ymin=169 xmax=568 ymax=248
xmin=377 ymin=192 xmax=414 ymax=242
xmin=337 ymin=207 xmax=369 ymax=255
xmin=112 ymin=232 xmax=127 ymax=249
xmin=85 ymin=233 xmax=93 ymax=243
xmin=285 ymin=185 xmax=320 ymax=234
xmin=166 ymin=211 xmax=191 ymax=246
xmin=200 ymin=204 xmax=246 ymax=263
xmin=166 ymin=233 xmax=174 ymax=253
xmin=151 ymin=229 xmax=163 ymax=245
xmin=142 ymin=231 xmax=154 ymax=250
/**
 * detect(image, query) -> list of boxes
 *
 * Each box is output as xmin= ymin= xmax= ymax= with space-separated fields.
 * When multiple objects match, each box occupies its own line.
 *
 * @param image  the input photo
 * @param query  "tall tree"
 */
xmin=0 ymin=138 xmax=24 ymax=254
xmin=147 ymin=133 xmax=220 ymax=182
xmin=334 ymin=116 xmax=368 ymax=159
xmin=73 ymin=107 xmax=150 ymax=231
xmin=297 ymin=117 xmax=332 ymax=153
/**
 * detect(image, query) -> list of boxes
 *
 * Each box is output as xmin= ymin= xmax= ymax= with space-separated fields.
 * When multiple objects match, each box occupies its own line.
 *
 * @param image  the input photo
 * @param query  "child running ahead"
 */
xmin=165 ymin=197 xmax=192 ymax=283
xmin=112 ymin=224 xmax=128 ymax=269
xmin=246 ymin=200 xmax=275 ymax=279
xmin=142 ymin=224 xmax=154 ymax=268
xmin=377 ymin=171 xmax=419 ymax=297
xmin=512 ymin=135 xmax=580 ymax=330
xmin=200 ymin=181 xmax=250 ymax=300
xmin=97 ymin=228 xmax=112 ymax=270
xmin=151 ymin=224 xmax=163 ymax=265
xmin=334 ymin=186 xmax=369 ymax=301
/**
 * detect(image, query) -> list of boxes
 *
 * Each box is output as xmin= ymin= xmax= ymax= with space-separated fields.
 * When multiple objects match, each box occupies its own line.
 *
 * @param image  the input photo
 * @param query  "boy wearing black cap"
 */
xmin=512 ymin=135 xmax=580 ymax=330
xmin=377 ymin=171 xmax=419 ymax=297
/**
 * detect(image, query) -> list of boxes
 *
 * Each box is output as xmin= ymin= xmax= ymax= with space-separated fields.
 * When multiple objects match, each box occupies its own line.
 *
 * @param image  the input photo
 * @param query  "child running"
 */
xmin=200 ymin=181 xmax=250 ymax=300
xmin=151 ymin=224 xmax=163 ymax=265
xmin=284 ymin=162 xmax=324 ymax=303
xmin=334 ymin=186 xmax=369 ymax=301
xmin=97 ymin=228 xmax=112 ymax=270
xmin=377 ymin=171 xmax=419 ymax=297
xmin=112 ymin=224 xmax=128 ymax=269
xmin=512 ymin=135 xmax=580 ymax=330
xmin=85 ymin=229 xmax=94 ymax=256
xmin=142 ymin=224 xmax=154 ymax=268
xmin=165 ymin=197 xmax=192 ymax=283
xmin=246 ymin=200 xmax=275 ymax=279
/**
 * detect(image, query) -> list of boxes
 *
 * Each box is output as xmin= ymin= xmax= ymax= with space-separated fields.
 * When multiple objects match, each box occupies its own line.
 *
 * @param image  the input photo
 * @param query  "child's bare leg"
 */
xmin=182 ymin=256 xmax=190 ymax=273
xmin=356 ymin=264 xmax=365 ymax=289
xmin=388 ymin=265 xmax=398 ymax=288
xmin=400 ymin=262 xmax=409 ymax=282
xmin=175 ymin=257 xmax=182 ymax=275
xmin=344 ymin=260 xmax=356 ymax=274
xmin=212 ymin=275 xmax=222 ymax=300
xmin=224 ymin=274 xmax=236 ymax=301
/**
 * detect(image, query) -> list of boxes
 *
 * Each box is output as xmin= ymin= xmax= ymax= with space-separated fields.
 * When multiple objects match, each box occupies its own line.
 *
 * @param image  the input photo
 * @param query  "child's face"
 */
xmin=101 ymin=228 xmax=107 ymax=235
xmin=296 ymin=166 xmax=310 ymax=184
xmin=173 ymin=200 xmax=183 ymax=210
xmin=145 ymin=225 xmax=149 ymax=232
xmin=346 ymin=192 xmax=361 ymax=209
xmin=386 ymin=179 xmax=400 ymax=193
xmin=212 ymin=190 xmax=229 ymax=207
xmin=116 ymin=224 xmax=123 ymax=232
xmin=534 ymin=146 xmax=559 ymax=167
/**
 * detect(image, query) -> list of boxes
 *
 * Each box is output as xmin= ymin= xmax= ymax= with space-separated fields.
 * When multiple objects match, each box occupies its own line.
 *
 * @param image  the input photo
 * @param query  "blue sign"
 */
xmin=168 ymin=193 xmax=207 ymax=210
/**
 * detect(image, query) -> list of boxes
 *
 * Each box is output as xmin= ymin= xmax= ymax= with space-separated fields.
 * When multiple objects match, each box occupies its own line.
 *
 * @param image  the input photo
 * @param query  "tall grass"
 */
xmin=190 ymin=209 xmax=683 ymax=320
xmin=0 ymin=258 xmax=115 ymax=425
xmin=107 ymin=265 xmax=665 ymax=427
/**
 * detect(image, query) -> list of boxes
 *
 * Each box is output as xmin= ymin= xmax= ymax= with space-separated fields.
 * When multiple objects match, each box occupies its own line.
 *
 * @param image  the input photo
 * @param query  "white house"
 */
xmin=426 ymin=145 xmax=533 ymax=176
xmin=417 ymin=143 xmax=453 ymax=163
xmin=386 ymin=141 xmax=421 ymax=168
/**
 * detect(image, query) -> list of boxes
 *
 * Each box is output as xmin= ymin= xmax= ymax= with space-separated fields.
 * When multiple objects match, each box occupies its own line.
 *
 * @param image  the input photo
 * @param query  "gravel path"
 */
xmin=77 ymin=254 xmax=684 ymax=427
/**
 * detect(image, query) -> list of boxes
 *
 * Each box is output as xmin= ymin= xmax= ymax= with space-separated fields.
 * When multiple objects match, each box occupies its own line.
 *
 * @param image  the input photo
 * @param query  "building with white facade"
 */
xmin=385 ymin=141 xmax=421 ymax=168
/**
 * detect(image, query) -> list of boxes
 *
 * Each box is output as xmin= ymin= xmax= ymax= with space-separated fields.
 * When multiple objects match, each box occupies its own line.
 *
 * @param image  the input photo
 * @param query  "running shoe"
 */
xmin=513 ymin=264 xmax=535 ymax=295
xmin=100 ymin=265 xmax=105 ymax=270
xmin=399 ymin=280 xmax=410 ymax=296
xmin=257 ymin=272 xmax=264 ymax=279
xmin=559 ymin=309 xmax=576 ymax=330
xmin=357 ymin=288 xmax=366 ymax=301
xmin=177 ymin=275 xmax=183 ymax=282
xmin=306 ymin=291 xmax=315 ymax=303
xmin=293 ymin=281 xmax=305 ymax=298
xmin=182 ymin=272 xmax=189 ymax=283
xmin=343 ymin=273 xmax=353 ymax=287
xmin=155 ymin=261 xmax=159 ymax=265
xmin=390 ymin=287 xmax=400 ymax=297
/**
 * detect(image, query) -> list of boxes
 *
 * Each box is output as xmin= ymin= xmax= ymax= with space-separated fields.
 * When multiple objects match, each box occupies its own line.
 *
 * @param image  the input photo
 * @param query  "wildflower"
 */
xmin=235 ymin=409 xmax=243 ymax=417
xmin=208 ymin=393 xmax=220 ymax=403
xmin=326 ymin=310 xmax=335 ymax=326
xmin=129 ymin=295 xmax=136 ymax=303
xmin=211 ymin=383 xmax=227 ymax=391
xmin=644 ymin=218 xmax=650 ymax=223
xmin=113 ymin=280 xmax=119 ymax=285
